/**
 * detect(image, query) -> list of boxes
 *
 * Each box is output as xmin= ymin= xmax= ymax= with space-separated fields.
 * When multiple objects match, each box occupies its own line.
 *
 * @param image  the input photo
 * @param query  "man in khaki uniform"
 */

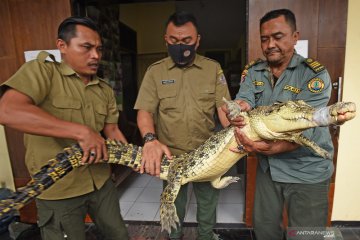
xmin=0 ymin=17 xmax=128 ymax=240
xmin=135 ymin=11 xmax=230 ymax=240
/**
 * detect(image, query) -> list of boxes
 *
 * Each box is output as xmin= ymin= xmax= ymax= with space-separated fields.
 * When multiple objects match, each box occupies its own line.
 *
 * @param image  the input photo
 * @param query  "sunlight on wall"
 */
xmin=332 ymin=0 xmax=360 ymax=220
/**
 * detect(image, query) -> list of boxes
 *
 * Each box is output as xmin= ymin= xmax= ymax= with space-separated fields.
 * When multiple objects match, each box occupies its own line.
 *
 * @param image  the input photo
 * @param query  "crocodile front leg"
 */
xmin=211 ymin=176 xmax=241 ymax=189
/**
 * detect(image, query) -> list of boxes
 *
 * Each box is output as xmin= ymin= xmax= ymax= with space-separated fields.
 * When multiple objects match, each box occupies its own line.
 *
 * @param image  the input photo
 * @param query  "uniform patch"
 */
xmin=218 ymin=73 xmax=227 ymax=85
xmin=161 ymin=79 xmax=175 ymax=85
xmin=284 ymin=85 xmax=301 ymax=94
xmin=252 ymin=80 xmax=264 ymax=86
xmin=241 ymin=69 xmax=248 ymax=83
xmin=308 ymin=78 xmax=324 ymax=93
xmin=241 ymin=58 xmax=263 ymax=83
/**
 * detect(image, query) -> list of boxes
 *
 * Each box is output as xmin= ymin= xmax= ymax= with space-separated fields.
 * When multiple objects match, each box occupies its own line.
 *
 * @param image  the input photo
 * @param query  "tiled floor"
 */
xmin=118 ymin=166 xmax=245 ymax=226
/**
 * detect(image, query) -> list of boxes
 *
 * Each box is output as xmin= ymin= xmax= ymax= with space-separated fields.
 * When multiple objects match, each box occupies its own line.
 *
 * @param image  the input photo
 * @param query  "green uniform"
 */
xmin=236 ymin=53 xmax=333 ymax=239
xmin=1 ymin=51 xmax=128 ymax=240
xmin=135 ymin=54 xmax=230 ymax=240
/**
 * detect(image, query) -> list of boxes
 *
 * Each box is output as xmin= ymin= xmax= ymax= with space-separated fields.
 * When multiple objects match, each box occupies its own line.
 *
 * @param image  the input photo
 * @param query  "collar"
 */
xmin=253 ymin=52 xmax=304 ymax=71
xmin=166 ymin=54 xmax=203 ymax=70
xmin=59 ymin=61 xmax=100 ymax=85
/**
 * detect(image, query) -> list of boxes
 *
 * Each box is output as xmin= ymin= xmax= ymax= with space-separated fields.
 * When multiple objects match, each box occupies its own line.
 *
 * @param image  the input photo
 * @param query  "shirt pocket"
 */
xmin=254 ymin=85 xmax=265 ymax=105
xmin=94 ymin=103 xmax=107 ymax=130
xmin=197 ymin=87 xmax=216 ymax=113
xmin=158 ymin=85 xmax=177 ymax=111
xmin=51 ymin=96 xmax=82 ymax=123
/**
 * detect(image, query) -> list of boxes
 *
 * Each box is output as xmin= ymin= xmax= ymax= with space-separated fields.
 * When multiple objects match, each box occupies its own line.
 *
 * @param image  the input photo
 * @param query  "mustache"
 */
xmin=88 ymin=62 xmax=99 ymax=66
xmin=265 ymin=48 xmax=281 ymax=55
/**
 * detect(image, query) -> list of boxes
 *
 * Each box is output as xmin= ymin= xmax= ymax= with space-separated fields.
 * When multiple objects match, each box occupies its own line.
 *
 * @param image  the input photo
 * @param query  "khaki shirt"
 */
xmin=1 ymin=51 xmax=119 ymax=199
xmin=236 ymin=53 xmax=334 ymax=184
xmin=135 ymin=54 xmax=230 ymax=155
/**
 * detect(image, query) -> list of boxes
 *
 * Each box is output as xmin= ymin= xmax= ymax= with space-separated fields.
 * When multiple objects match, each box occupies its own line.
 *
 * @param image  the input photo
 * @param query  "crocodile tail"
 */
xmin=0 ymin=140 xmax=144 ymax=221
xmin=106 ymin=139 xmax=142 ymax=170
xmin=0 ymin=145 xmax=83 ymax=220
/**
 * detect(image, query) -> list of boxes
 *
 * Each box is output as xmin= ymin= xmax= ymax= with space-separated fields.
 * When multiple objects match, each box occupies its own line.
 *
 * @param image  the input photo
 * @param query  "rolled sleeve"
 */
xmin=105 ymin=89 xmax=119 ymax=124
xmin=2 ymin=60 xmax=52 ymax=105
xmin=134 ymin=68 xmax=159 ymax=113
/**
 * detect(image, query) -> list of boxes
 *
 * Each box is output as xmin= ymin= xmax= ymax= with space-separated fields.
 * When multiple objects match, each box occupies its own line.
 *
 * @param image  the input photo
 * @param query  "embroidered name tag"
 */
xmin=161 ymin=79 xmax=175 ymax=85
xmin=284 ymin=85 xmax=301 ymax=94
xmin=252 ymin=80 xmax=264 ymax=86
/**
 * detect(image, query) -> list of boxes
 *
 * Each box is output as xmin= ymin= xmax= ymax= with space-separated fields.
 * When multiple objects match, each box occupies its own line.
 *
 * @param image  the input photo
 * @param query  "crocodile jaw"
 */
xmin=253 ymin=101 xmax=356 ymax=134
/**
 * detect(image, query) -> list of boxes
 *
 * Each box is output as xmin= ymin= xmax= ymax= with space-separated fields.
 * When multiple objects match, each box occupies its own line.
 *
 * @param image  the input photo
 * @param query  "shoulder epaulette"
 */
xmin=98 ymin=78 xmax=111 ymax=87
xmin=244 ymin=58 xmax=263 ymax=70
xmin=305 ymin=58 xmax=325 ymax=73
xmin=37 ymin=51 xmax=56 ymax=63
xmin=148 ymin=59 xmax=165 ymax=68
xmin=203 ymin=56 xmax=218 ymax=63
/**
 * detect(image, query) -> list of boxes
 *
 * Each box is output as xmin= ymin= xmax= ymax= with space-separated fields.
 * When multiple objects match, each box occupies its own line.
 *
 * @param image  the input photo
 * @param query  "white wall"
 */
xmin=0 ymin=125 xmax=15 ymax=191
xmin=332 ymin=0 xmax=360 ymax=220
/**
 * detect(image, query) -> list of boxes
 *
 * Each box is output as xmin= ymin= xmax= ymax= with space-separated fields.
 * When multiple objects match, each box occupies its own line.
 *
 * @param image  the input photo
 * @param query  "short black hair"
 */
xmin=58 ymin=16 xmax=99 ymax=43
xmin=260 ymin=9 xmax=297 ymax=32
xmin=166 ymin=11 xmax=198 ymax=33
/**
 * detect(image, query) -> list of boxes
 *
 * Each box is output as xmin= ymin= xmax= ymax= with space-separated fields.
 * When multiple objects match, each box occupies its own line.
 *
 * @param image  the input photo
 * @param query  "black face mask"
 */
xmin=167 ymin=43 xmax=196 ymax=67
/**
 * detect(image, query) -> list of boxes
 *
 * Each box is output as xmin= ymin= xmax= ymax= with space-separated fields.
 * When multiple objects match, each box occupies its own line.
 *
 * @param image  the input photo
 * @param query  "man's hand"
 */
xmin=231 ymin=127 xmax=272 ymax=154
xmin=141 ymin=140 xmax=172 ymax=177
xmin=231 ymin=127 xmax=299 ymax=155
xmin=222 ymin=100 xmax=251 ymax=128
xmin=77 ymin=126 xmax=108 ymax=164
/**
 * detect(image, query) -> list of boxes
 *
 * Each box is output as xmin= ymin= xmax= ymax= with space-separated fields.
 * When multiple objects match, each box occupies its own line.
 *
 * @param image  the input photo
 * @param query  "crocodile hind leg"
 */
xmin=159 ymin=157 xmax=185 ymax=234
xmin=211 ymin=176 xmax=241 ymax=189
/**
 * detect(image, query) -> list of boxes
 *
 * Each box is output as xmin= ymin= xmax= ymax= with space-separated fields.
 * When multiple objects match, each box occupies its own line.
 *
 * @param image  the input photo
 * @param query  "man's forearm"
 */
xmin=137 ymin=110 xmax=156 ymax=136
xmin=103 ymin=123 xmax=127 ymax=143
xmin=0 ymin=90 xmax=89 ymax=141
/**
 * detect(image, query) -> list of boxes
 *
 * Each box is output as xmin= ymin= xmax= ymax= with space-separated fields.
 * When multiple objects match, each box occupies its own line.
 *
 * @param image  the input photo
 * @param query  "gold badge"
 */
xmin=253 ymin=80 xmax=264 ymax=86
xmin=284 ymin=85 xmax=301 ymax=94
xmin=308 ymin=78 xmax=324 ymax=93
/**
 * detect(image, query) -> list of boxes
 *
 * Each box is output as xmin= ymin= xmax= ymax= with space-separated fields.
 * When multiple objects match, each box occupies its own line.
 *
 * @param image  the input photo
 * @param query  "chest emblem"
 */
xmin=308 ymin=78 xmax=324 ymax=93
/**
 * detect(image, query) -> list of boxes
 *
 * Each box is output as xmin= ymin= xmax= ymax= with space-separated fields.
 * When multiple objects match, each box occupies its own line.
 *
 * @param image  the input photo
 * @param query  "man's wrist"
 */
xmin=143 ymin=132 xmax=157 ymax=144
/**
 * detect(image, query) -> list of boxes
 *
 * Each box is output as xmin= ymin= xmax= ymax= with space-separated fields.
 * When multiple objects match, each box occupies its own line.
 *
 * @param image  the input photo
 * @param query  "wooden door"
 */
xmin=0 ymin=0 xmax=71 ymax=223
xmin=246 ymin=0 xmax=348 ymax=226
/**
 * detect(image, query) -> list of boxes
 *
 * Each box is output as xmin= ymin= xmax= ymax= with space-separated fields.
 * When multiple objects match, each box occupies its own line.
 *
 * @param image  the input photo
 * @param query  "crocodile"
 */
xmin=0 ymin=99 xmax=356 ymax=234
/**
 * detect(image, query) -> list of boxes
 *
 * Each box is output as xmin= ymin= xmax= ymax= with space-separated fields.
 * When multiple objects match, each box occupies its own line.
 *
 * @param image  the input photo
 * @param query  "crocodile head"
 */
xmin=224 ymin=98 xmax=356 ymax=158
xmin=249 ymin=100 xmax=356 ymax=133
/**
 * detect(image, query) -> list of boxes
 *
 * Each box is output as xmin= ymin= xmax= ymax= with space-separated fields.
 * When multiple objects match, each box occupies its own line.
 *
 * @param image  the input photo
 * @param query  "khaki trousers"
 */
xmin=36 ymin=178 xmax=128 ymax=240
